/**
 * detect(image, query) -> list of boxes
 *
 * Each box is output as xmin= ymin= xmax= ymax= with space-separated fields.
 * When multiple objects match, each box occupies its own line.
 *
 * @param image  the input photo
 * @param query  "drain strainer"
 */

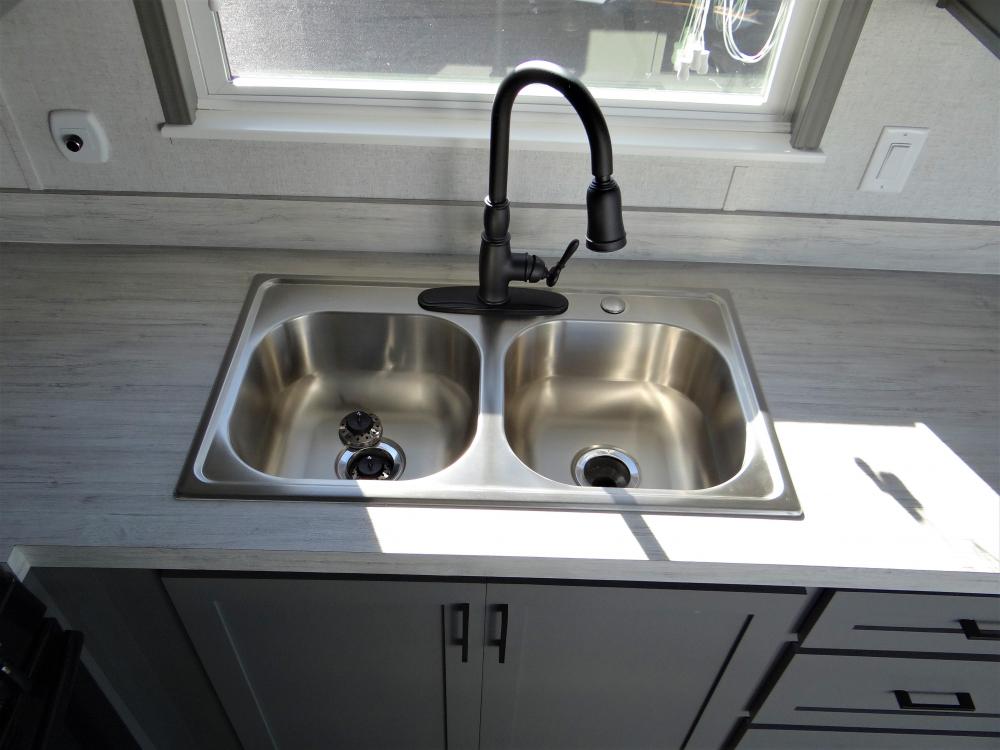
xmin=572 ymin=446 xmax=640 ymax=489
xmin=338 ymin=409 xmax=383 ymax=449
xmin=336 ymin=439 xmax=405 ymax=481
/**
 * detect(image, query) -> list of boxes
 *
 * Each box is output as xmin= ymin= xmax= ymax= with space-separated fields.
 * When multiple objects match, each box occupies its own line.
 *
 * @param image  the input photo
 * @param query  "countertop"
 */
xmin=1 ymin=243 xmax=998 ymax=592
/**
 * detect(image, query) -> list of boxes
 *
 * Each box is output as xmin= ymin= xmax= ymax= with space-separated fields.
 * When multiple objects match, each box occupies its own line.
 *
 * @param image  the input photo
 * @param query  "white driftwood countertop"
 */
xmin=1 ymin=243 xmax=998 ymax=592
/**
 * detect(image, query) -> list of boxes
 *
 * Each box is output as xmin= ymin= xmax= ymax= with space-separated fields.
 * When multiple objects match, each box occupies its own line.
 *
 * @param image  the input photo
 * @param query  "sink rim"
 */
xmin=176 ymin=274 xmax=801 ymax=518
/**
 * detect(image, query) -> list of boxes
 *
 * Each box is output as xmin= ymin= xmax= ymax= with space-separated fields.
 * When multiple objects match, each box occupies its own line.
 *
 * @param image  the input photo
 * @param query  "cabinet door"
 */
xmin=478 ymin=584 xmax=805 ymax=750
xmin=163 ymin=575 xmax=485 ymax=750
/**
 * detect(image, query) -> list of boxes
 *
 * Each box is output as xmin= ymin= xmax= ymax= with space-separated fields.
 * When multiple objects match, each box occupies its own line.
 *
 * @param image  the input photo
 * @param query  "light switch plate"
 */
xmin=859 ymin=127 xmax=928 ymax=193
xmin=48 ymin=110 xmax=111 ymax=163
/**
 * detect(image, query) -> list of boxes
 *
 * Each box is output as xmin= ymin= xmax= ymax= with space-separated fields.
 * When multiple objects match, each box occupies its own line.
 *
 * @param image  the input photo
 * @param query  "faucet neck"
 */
xmin=487 ymin=61 xmax=614 ymax=205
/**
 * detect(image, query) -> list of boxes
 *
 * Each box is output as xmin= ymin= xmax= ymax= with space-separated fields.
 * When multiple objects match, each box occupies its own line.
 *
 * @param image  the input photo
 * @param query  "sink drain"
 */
xmin=572 ymin=446 xmax=640 ymax=489
xmin=336 ymin=439 xmax=406 ymax=481
xmin=338 ymin=409 xmax=383 ymax=449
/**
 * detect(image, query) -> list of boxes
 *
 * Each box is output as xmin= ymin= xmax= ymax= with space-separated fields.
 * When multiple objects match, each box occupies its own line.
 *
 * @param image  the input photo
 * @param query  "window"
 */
xmin=144 ymin=0 xmax=873 ymax=155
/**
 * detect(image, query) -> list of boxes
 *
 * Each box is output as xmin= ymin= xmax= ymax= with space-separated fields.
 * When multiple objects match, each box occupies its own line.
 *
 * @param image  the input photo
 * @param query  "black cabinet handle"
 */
xmin=453 ymin=603 xmax=470 ymax=663
xmin=894 ymin=690 xmax=975 ymax=712
xmin=959 ymin=619 xmax=1000 ymax=641
xmin=492 ymin=604 xmax=509 ymax=664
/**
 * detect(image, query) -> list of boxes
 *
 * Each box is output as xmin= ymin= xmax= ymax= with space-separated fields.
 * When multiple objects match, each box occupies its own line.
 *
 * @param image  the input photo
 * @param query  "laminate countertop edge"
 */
xmin=6 ymin=546 xmax=999 ymax=595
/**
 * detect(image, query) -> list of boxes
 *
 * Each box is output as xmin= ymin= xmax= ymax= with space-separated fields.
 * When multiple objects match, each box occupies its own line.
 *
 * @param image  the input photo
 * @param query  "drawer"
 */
xmin=755 ymin=653 xmax=1000 ymax=733
xmin=737 ymin=727 xmax=1000 ymax=749
xmin=802 ymin=591 xmax=1000 ymax=656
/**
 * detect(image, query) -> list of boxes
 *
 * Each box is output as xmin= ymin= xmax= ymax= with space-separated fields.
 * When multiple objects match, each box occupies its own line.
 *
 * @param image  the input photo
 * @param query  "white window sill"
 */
xmin=160 ymin=108 xmax=826 ymax=164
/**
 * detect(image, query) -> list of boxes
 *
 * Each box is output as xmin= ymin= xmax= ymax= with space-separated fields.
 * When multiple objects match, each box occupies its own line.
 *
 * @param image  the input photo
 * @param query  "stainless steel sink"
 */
xmin=178 ymin=276 xmax=800 ymax=516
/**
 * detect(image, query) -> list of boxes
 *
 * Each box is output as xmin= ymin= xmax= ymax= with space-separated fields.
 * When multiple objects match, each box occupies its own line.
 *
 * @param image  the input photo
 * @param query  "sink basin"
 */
xmin=178 ymin=276 xmax=800 ymax=516
xmin=504 ymin=320 xmax=744 ymax=490
xmin=229 ymin=312 xmax=479 ymax=480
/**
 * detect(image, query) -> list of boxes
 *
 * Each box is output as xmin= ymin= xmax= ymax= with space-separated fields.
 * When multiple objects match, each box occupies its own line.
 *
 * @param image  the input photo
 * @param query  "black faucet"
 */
xmin=419 ymin=61 xmax=626 ymax=316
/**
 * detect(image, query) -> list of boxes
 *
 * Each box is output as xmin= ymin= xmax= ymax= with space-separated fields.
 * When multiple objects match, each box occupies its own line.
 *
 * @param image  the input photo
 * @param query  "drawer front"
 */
xmin=738 ymin=727 xmax=1000 ymax=749
xmin=755 ymin=653 xmax=1000 ymax=733
xmin=802 ymin=591 xmax=1000 ymax=656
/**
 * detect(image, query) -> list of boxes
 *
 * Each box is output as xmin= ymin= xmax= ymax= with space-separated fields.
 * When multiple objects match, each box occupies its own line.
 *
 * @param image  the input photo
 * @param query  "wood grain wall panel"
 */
xmin=2 ymin=191 xmax=997 ymax=274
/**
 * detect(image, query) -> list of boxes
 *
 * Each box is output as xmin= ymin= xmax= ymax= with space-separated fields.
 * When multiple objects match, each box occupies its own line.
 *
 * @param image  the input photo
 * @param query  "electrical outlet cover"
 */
xmin=48 ymin=110 xmax=111 ymax=163
xmin=859 ymin=127 xmax=928 ymax=193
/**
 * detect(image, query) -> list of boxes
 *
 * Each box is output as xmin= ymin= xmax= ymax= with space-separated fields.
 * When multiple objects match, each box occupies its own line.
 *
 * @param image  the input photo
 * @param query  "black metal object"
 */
xmin=0 ymin=571 xmax=139 ymax=750
xmin=894 ymin=690 xmax=976 ymax=712
xmin=419 ymin=61 xmax=626 ymax=317
xmin=959 ymin=619 xmax=1000 ymax=641
xmin=344 ymin=410 xmax=373 ymax=435
xmin=345 ymin=447 xmax=395 ymax=480
xmin=417 ymin=285 xmax=569 ymax=316
xmin=491 ymin=604 xmax=510 ymax=664
xmin=545 ymin=240 xmax=579 ymax=288
xmin=453 ymin=603 xmax=471 ymax=663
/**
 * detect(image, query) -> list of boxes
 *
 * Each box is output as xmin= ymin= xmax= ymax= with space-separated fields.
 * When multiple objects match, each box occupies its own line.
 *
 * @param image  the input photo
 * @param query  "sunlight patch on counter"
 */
xmin=366 ymin=506 xmax=648 ymax=560
xmin=640 ymin=421 xmax=999 ymax=571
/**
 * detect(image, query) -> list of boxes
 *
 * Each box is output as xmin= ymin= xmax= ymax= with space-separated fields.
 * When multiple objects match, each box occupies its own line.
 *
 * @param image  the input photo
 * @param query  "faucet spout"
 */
xmin=487 ymin=60 xmax=615 ymax=205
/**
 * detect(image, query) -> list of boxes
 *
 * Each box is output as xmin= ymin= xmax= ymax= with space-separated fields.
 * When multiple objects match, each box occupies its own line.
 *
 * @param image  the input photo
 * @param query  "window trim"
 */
xmin=790 ymin=0 xmax=872 ymax=150
xmin=159 ymin=107 xmax=827 ymax=163
xmin=141 ymin=0 xmax=870 ymax=157
xmin=134 ymin=0 xmax=196 ymax=126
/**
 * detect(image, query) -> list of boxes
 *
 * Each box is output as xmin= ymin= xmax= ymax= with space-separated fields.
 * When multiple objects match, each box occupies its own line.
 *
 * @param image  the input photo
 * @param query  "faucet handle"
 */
xmin=545 ymin=239 xmax=580 ymax=287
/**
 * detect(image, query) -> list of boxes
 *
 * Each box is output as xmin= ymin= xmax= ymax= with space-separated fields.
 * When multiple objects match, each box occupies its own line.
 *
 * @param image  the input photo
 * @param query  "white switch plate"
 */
xmin=859 ymin=127 xmax=928 ymax=193
xmin=48 ymin=110 xmax=111 ymax=163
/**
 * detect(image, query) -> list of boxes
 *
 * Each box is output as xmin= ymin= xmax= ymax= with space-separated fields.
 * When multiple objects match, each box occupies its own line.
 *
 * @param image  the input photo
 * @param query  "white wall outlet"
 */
xmin=859 ymin=127 xmax=928 ymax=193
xmin=48 ymin=110 xmax=111 ymax=163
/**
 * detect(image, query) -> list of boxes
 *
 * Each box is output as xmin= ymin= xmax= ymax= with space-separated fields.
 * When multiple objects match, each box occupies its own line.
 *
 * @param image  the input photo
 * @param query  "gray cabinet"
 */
xmin=165 ymin=575 xmax=805 ymax=750
xmin=733 ymin=590 xmax=1000 ymax=750
xmin=163 ymin=576 xmax=485 ymax=750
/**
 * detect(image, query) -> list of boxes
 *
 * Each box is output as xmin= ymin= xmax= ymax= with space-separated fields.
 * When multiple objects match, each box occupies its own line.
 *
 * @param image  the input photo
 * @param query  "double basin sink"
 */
xmin=177 ymin=276 xmax=800 ymax=516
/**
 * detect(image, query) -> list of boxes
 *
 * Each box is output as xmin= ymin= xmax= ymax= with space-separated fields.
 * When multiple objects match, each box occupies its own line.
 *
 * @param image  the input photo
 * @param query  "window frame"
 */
xmin=140 ymin=0 xmax=872 ymax=159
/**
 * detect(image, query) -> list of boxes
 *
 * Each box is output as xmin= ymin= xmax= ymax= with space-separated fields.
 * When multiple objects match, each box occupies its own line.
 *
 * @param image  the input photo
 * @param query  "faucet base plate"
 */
xmin=418 ymin=286 xmax=568 ymax=316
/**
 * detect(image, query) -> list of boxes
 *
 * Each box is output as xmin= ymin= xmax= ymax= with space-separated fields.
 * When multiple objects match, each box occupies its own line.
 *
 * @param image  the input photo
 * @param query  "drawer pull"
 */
xmin=894 ymin=690 xmax=975 ymax=712
xmin=959 ymin=619 xmax=1000 ymax=641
